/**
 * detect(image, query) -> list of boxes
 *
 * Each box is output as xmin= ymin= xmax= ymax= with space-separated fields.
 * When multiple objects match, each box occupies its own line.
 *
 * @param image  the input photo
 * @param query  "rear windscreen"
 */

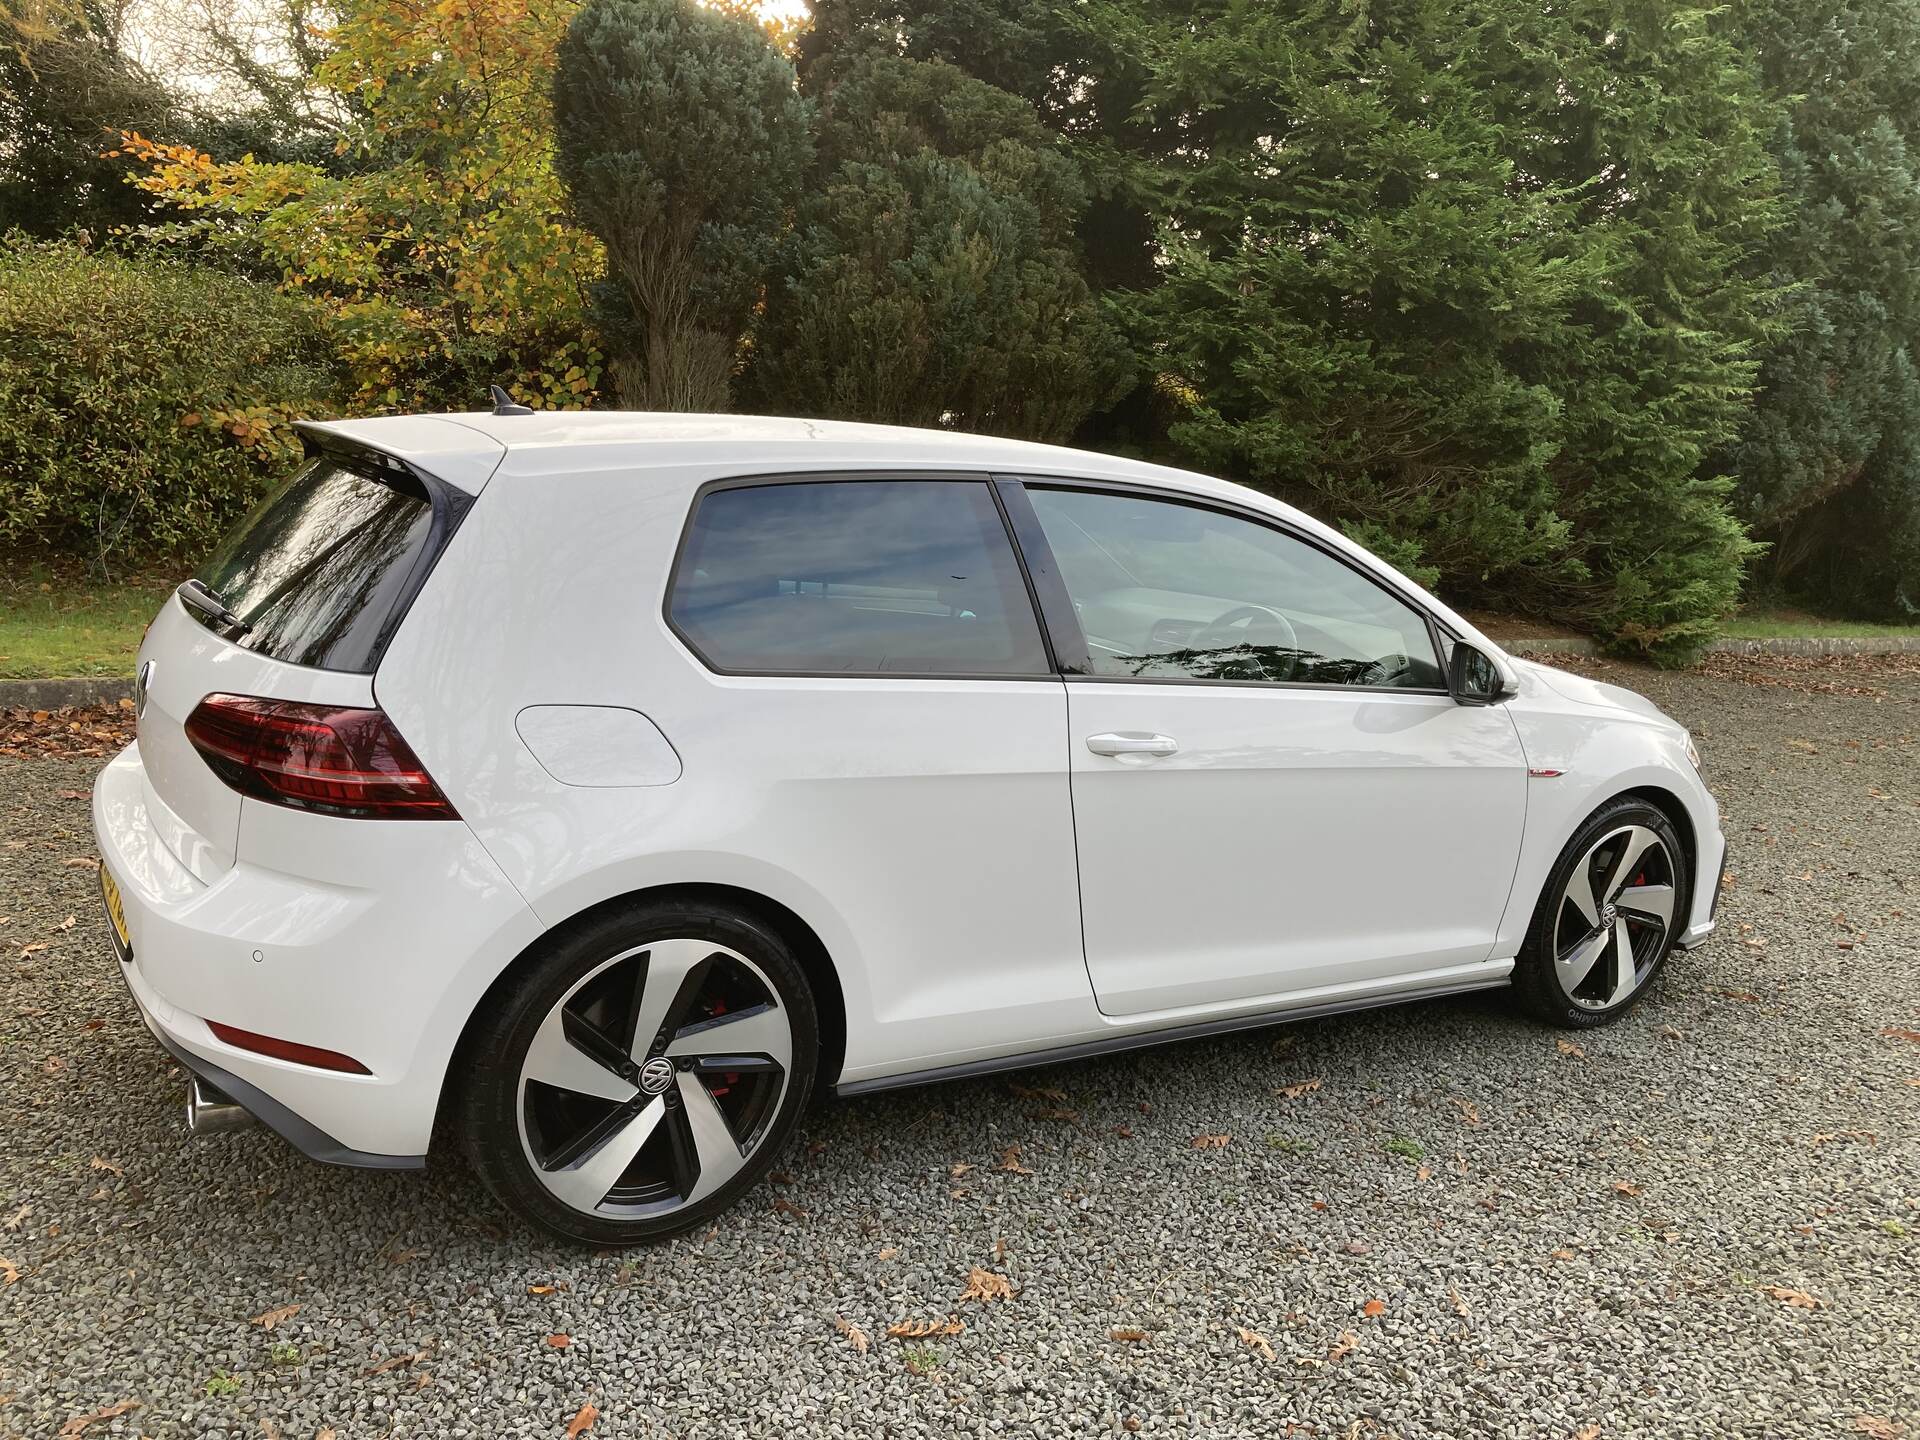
xmin=190 ymin=454 xmax=444 ymax=673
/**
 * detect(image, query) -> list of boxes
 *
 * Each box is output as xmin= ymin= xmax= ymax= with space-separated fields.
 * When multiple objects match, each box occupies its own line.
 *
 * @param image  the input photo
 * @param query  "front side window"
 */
xmin=1026 ymin=487 xmax=1443 ymax=688
xmin=668 ymin=479 xmax=1049 ymax=675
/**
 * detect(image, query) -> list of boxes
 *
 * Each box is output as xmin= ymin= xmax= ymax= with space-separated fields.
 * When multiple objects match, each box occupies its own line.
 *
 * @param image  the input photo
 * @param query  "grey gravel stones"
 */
xmin=1 ymin=658 xmax=1915 ymax=1437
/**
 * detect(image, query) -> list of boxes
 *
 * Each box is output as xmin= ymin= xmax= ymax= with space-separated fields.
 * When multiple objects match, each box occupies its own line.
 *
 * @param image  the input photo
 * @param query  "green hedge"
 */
xmin=0 ymin=237 xmax=340 ymax=562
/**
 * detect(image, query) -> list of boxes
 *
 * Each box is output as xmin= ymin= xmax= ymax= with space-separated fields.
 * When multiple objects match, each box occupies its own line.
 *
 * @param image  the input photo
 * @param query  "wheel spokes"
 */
xmin=540 ymin=1096 xmax=666 ymax=1213
xmin=519 ymin=938 xmax=792 ymax=1218
xmin=1557 ymin=824 xmax=1675 ymax=1010
xmin=624 ymin=939 xmax=719 ymax=1064
xmin=1556 ymin=927 xmax=1611 ymax=990
xmin=1597 ymin=826 xmax=1659 ymax=907
xmin=1606 ymin=916 xmax=1638 ymax=1006
xmin=523 ymin=1005 xmax=639 ymax=1104
xmin=674 ymin=1069 xmax=750 ymax=1205
xmin=667 ymin=1001 xmax=791 ymax=1070
xmin=1618 ymin=882 xmax=1675 ymax=928
xmin=1564 ymin=864 xmax=1601 ymax=928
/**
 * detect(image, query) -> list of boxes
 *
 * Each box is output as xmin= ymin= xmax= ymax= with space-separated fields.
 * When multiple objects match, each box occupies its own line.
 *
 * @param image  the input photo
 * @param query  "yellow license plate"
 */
xmin=100 ymin=864 xmax=131 ymax=955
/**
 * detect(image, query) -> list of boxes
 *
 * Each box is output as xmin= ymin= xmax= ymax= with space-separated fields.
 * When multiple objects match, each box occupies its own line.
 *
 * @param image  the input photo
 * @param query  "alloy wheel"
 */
xmin=1551 ymin=824 xmax=1677 ymax=1011
xmin=515 ymin=939 xmax=794 ymax=1219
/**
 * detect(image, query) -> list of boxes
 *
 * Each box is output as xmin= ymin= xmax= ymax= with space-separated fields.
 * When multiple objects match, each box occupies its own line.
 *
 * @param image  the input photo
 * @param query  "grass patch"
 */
xmin=1383 ymin=1135 xmax=1425 ymax=1161
xmin=1721 ymin=606 xmax=1920 ymax=641
xmin=0 ymin=557 xmax=174 ymax=679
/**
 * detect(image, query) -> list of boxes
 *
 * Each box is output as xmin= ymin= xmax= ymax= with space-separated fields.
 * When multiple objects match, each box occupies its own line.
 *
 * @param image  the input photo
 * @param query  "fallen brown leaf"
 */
xmin=528 ymin=1284 xmax=559 ymax=1295
xmin=1611 ymin=1181 xmax=1643 ymax=1199
xmin=1274 ymin=1078 xmax=1322 ymax=1100
xmin=1881 ymin=1027 xmax=1920 ymax=1044
xmin=1762 ymin=1284 xmax=1822 ymax=1309
xmin=1853 ymin=1416 xmax=1904 ymax=1440
xmin=57 ymin=1400 xmax=141 ymax=1437
xmin=1551 ymin=1248 xmax=1576 ymax=1261
xmin=1234 ymin=1326 xmax=1274 ymax=1361
xmin=949 ymin=1161 xmax=973 ymax=1179
xmin=1190 ymin=1133 xmax=1230 ymax=1150
xmin=0 ymin=1255 xmax=21 ymax=1285
xmin=770 ymin=1196 xmax=809 ymax=1220
xmin=1448 ymin=1288 xmax=1470 ymax=1319
xmin=566 ymin=1402 xmax=598 ymax=1438
xmin=1450 ymin=1098 xmax=1482 ymax=1126
xmin=960 ymin=1267 xmax=1015 ymax=1303
xmin=887 ymin=1316 xmax=964 ymax=1338
xmin=833 ymin=1315 xmax=870 ymax=1353
xmin=1109 ymin=1327 xmax=1148 ymax=1343
xmin=877 ymin=1246 xmax=899 ymax=1260
xmin=1361 ymin=1298 xmax=1387 ymax=1319
xmin=546 ymin=1333 xmax=571 ymax=1348
xmin=3 ymin=1203 xmax=28 ymax=1231
xmin=1327 ymin=1330 xmax=1358 ymax=1362
xmin=366 ymin=1348 xmax=427 ymax=1375
xmin=1555 ymin=1038 xmax=1585 ymax=1058
xmin=250 ymin=1302 xmax=301 ymax=1329
xmin=996 ymin=1145 xmax=1032 ymax=1175
xmin=88 ymin=1156 xmax=123 ymax=1176
xmin=1007 ymin=1082 xmax=1068 ymax=1102
xmin=1575 ymin=1427 xmax=1602 ymax=1440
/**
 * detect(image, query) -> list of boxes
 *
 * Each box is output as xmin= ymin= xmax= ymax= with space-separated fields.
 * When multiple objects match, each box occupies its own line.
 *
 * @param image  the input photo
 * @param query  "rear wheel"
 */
xmin=1513 ymin=798 xmax=1689 ymax=1029
xmin=459 ymin=899 xmax=816 ymax=1245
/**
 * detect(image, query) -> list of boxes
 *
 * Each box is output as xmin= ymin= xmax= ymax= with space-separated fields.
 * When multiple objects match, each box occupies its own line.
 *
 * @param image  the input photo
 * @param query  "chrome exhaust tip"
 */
xmin=186 ymin=1075 xmax=255 ymax=1136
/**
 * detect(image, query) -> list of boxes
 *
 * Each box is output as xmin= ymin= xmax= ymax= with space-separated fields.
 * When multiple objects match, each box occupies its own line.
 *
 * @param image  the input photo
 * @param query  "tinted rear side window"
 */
xmin=192 ymin=455 xmax=448 ymax=673
xmin=668 ymin=479 xmax=1049 ymax=675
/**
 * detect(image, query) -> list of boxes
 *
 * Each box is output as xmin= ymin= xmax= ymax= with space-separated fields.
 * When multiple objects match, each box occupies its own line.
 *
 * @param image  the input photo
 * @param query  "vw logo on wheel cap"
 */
xmin=638 ymin=1055 xmax=675 ymax=1095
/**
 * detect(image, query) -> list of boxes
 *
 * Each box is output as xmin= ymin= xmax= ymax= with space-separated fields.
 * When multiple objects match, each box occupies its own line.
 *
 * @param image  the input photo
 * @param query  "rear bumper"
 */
xmin=92 ymin=741 xmax=545 ymax=1162
xmin=120 ymin=964 xmax=423 ymax=1168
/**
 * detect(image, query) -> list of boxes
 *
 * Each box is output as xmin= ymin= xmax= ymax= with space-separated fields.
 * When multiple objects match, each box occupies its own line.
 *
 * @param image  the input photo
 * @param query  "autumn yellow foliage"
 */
xmin=118 ymin=0 xmax=604 ymax=412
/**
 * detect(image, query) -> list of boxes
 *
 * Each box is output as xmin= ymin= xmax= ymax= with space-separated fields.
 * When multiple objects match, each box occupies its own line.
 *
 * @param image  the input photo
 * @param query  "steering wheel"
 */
xmin=1192 ymin=604 xmax=1299 ymax=682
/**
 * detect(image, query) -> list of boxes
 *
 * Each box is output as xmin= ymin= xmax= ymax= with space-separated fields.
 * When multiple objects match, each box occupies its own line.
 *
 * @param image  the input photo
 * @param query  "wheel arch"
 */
xmin=433 ymin=881 xmax=848 ymax=1152
xmin=1612 ymin=783 xmax=1697 ymax=880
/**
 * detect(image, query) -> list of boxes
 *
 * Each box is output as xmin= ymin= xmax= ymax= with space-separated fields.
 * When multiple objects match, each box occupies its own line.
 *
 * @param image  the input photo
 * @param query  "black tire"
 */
xmin=1512 ymin=796 xmax=1690 ymax=1029
xmin=458 ymin=897 xmax=818 ymax=1245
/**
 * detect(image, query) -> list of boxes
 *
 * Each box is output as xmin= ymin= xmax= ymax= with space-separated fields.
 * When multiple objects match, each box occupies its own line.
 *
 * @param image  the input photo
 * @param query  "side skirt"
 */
xmin=835 ymin=977 xmax=1512 ymax=1098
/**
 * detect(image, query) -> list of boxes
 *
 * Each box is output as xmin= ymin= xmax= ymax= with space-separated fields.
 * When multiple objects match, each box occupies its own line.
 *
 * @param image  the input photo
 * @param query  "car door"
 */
xmin=1005 ymin=479 xmax=1529 ymax=1019
xmin=657 ymin=472 xmax=1092 ymax=1074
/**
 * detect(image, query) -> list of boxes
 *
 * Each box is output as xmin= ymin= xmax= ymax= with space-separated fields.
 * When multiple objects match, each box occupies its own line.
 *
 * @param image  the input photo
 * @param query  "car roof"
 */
xmin=306 ymin=410 xmax=1226 ymax=496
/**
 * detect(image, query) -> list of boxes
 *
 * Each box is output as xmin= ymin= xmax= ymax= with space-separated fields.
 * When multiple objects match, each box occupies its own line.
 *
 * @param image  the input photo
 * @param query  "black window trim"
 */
xmin=997 ymin=472 xmax=1456 ymax=698
xmin=661 ymin=469 xmax=1059 ymax=683
xmin=181 ymin=425 xmax=474 ymax=676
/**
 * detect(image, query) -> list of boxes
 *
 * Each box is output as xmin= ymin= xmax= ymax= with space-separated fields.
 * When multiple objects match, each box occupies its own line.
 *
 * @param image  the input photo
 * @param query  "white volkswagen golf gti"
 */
xmin=93 ymin=411 xmax=1723 ymax=1243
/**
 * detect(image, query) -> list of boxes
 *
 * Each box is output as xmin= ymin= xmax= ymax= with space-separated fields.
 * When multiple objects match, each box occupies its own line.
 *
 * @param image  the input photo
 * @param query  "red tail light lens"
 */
xmin=184 ymin=694 xmax=459 ymax=820
xmin=207 ymin=1020 xmax=371 ymax=1074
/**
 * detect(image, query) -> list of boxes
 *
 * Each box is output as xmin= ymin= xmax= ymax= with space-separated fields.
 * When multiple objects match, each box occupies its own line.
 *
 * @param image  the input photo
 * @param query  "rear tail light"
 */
xmin=184 ymin=694 xmax=459 ymax=820
xmin=207 ymin=1019 xmax=371 ymax=1074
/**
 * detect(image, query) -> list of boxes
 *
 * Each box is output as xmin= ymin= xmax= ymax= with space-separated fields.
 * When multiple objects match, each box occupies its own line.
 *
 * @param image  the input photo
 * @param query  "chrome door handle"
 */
xmin=1086 ymin=731 xmax=1178 ymax=757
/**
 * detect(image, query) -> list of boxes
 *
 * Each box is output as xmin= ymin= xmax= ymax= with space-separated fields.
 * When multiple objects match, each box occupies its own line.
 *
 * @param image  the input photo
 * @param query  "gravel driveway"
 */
xmin=2 ymin=657 xmax=1916 ymax=1440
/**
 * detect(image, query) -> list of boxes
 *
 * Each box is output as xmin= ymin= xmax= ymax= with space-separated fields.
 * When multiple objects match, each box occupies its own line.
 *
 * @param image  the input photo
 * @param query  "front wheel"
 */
xmin=458 ymin=899 xmax=817 ymax=1245
xmin=1512 ymin=798 xmax=1690 ymax=1029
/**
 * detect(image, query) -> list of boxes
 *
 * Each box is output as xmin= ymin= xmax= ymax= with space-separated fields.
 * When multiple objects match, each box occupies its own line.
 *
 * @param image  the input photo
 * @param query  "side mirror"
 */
xmin=1447 ymin=640 xmax=1512 ymax=706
